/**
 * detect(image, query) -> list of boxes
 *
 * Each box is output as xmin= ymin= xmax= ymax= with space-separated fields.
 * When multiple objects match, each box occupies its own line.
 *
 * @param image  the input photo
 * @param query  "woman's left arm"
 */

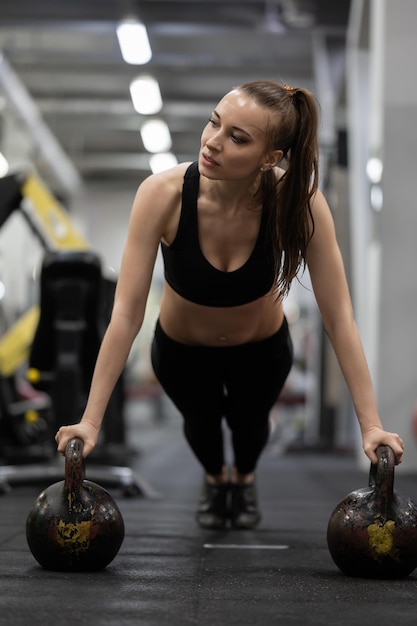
xmin=306 ymin=189 xmax=404 ymax=464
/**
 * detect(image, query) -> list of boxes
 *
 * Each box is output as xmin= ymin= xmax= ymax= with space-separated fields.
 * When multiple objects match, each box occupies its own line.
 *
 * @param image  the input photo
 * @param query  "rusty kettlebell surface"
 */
xmin=327 ymin=445 xmax=417 ymax=579
xmin=26 ymin=438 xmax=125 ymax=571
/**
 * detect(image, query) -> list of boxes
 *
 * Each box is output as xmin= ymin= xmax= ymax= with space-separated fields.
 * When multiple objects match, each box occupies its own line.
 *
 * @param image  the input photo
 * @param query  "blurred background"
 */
xmin=0 ymin=0 xmax=416 ymax=476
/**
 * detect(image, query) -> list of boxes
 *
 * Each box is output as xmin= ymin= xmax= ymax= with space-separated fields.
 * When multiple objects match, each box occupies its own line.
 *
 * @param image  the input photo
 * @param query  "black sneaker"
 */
xmin=230 ymin=483 xmax=261 ymax=529
xmin=196 ymin=481 xmax=229 ymax=529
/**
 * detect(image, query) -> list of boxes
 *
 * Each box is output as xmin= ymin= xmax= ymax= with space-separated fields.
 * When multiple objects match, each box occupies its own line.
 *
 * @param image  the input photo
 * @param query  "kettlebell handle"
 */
xmin=65 ymin=437 xmax=84 ymax=460
xmin=369 ymin=445 xmax=395 ymax=508
xmin=64 ymin=437 xmax=86 ymax=505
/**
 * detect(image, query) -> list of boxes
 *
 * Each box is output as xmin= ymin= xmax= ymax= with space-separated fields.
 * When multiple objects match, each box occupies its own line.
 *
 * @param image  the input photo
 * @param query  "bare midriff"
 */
xmin=159 ymin=281 xmax=284 ymax=346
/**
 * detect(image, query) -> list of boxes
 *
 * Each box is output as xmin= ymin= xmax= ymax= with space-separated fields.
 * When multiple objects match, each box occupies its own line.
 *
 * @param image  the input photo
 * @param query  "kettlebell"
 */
xmin=327 ymin=445 xmax=417 ymax=579
xmin=26 ymin=437 xmax=125 ymax=571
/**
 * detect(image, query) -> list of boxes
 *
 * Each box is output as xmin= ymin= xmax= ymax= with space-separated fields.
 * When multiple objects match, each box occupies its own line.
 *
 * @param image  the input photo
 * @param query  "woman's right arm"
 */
xmin=55 ymin=169 xmax=181 ymax=456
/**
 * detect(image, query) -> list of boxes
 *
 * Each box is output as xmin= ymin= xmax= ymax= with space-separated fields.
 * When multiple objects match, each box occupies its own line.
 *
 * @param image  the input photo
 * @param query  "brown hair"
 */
xmin=238 ymin=80 xmax=319 ymax=297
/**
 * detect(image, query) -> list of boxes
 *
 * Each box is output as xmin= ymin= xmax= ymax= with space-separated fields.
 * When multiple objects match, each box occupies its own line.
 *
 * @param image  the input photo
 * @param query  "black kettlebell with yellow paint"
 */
xmin=327 ymin=445 xmax=417 ymax=579
xmin=26 ymin=438 xmax=125 ymax=571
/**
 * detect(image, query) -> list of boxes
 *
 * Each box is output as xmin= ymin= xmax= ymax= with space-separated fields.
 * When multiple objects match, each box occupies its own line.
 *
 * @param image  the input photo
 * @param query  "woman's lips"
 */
xmin=201 ymin=153 xmax=218 ymax=166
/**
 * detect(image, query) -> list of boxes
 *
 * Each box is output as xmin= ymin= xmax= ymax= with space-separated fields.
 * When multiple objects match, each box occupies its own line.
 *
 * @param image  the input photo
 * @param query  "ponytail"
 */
xmin=276 ymin=87 xmax=319 ymax=296
xmin=239 ymin=81 xmax=320 ymax=298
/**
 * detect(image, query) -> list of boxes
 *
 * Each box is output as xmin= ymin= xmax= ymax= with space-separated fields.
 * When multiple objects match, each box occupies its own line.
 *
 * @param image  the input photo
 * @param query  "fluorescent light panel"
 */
xmin=117 ymin=21 xmax=152 ymax=65
xmin=130 ymin=76 xmax=163 ymax=115
xmin=141 ymin=119 xmax=172 ymax=153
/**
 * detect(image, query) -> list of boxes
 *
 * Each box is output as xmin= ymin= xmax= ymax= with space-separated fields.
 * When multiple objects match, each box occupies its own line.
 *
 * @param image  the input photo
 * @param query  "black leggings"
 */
xmin=151 ymin=318 xmax=293 ymax=476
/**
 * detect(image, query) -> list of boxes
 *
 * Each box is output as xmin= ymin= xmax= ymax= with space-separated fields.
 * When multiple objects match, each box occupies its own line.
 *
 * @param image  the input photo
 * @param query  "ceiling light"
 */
xmin=116 ymin=20 xmax=152 ymax=65
xmin=149 ymin=152 xmax=178 ymax=173
xmin=0 ymin=152 xmax=9 ymax=177
xmin=366 ymin=157 xmax=383 ymax=183
xmin=130 ymin=76 xmax=162 ymax=115
xmin=141 ymin=120 xmax=172 ymax=153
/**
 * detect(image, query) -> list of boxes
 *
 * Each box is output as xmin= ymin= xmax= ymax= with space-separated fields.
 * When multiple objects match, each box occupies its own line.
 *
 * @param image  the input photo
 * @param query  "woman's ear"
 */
xmin=262 ymin=149 xmax=284 ymax=170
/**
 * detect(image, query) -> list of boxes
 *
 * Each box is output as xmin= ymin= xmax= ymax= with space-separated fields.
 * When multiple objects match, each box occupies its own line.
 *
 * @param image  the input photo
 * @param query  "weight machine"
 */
xmin=0 ymin=172 xmax=154 ymax=496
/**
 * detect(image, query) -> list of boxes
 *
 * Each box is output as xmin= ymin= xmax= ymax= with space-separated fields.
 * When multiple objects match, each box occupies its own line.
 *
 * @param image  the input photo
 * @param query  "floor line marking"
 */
xmin=203 ymin=544 xmax=290 ymax=550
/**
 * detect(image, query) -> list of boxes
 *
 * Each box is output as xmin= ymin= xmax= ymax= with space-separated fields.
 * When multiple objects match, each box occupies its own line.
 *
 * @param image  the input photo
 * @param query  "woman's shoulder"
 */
xmin=140 ymin=161 xmax=194 ymax=195
xmin=130 ymin=162 xmax=194 ymax=229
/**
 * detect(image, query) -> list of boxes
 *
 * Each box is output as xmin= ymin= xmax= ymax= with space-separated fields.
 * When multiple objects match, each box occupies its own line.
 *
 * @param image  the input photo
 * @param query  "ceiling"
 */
xmin=0 ymin=0 xmax=351 ymax=200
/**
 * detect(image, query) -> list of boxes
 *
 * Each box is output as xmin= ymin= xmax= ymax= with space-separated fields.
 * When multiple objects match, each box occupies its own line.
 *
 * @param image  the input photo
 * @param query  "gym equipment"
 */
xmin=0 ymin=374 xmax=53 ymax=462
xmin=0 ymin=170 xmax=89 ymax=425
xmin=26 ymin=438 xmax=125 ymax=571
xmin=327 ymin=445 xmax=417 ymax=579
xmin=0 ymin=307 xmax=56 ymax=465
xmin=0 ymin=171 xmax=91 ymax=464
xmin=0 ymin=172 xmax=154 ymax=497
xmin=28 ymin=249 xmax=104 ymax=427
xmin=0 ymin=172 xmax=89 ymax=250
xmin=27 ymin=249 xmax=128 ymax=456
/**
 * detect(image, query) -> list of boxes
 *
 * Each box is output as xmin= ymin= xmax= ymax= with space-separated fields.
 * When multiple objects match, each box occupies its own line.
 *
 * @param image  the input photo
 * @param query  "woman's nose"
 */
xmin=206 ymin=132 xmax=222 ymax=151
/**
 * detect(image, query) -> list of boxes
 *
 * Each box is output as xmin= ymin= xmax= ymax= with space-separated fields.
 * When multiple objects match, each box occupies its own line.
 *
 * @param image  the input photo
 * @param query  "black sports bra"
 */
xmin=161 ymin=162 xmax=276 ymax=307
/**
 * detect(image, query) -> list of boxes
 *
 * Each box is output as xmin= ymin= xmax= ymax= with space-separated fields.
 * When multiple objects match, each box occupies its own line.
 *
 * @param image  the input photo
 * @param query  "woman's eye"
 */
xmin=207 ymin=119 xmax=244 ymax=144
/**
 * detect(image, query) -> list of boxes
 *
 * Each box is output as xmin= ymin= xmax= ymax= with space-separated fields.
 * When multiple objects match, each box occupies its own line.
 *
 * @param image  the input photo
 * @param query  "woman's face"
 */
xmin=199 ymin=89 xmax=276 ymax=180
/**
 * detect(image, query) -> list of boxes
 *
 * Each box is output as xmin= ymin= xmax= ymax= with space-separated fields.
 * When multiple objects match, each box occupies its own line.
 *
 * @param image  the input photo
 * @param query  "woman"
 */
xmin=55 ymin=80 xmax=404 ymax=530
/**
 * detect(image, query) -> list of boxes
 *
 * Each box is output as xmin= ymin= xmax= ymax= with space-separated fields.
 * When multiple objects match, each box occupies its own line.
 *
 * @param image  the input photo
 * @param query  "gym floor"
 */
xmin=1 ymin=397 xmax=417 ymax=626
